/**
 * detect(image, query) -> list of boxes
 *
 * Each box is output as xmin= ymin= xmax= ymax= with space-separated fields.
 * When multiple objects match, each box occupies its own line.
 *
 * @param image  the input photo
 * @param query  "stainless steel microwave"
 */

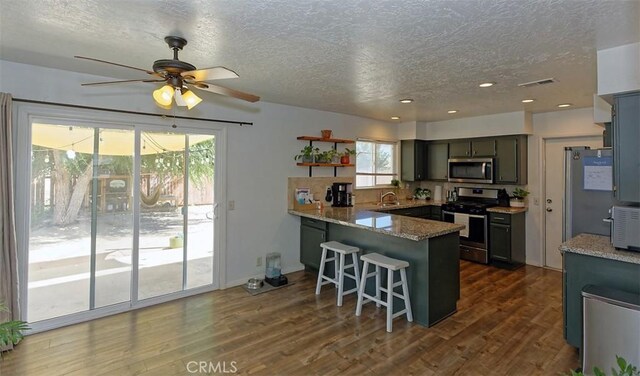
xmin=610 ymin=206 xmax=640 ymax=251
xmin=448 ymin=158 xmax=494 ymax=184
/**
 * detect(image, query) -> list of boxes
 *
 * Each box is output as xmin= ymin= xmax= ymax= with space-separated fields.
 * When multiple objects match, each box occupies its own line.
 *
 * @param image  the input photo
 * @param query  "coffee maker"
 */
xmin=332 ymin=182 xmax=353 ymax=207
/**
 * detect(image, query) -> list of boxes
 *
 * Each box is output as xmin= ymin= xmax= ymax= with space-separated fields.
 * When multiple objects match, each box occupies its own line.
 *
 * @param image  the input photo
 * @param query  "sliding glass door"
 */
xmin=27 ymin=120 xmax=218 ymax=325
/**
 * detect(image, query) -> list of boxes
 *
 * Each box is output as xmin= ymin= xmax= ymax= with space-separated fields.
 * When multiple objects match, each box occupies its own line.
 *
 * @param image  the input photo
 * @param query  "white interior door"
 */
xmin=543 ymin=136 xmax=602 ymax=269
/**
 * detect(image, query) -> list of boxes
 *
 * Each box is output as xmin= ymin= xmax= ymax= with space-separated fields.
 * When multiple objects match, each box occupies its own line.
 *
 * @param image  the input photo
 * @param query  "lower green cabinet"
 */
xmin=488 ymin=212 xmax=525 ymax=267
xmin=300 ymin=217 xmax=327 ymax=270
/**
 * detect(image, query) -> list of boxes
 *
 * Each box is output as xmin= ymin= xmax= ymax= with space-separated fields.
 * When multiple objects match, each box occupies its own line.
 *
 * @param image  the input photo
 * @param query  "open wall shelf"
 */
xmin=297 ymin=136 xmax=355 ymax=177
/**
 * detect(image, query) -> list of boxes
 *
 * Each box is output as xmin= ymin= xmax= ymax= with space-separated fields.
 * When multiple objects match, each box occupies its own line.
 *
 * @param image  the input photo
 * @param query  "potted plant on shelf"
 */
xmin=316 ymin=151 xmax=331 ymax=164
xmin=340 ymin=148 xmax=357 ymax=164
xmin=0 ymin=302 xmax=29 ymax=355
xmin=325 ymin=149 xmax=340 ymax=164
xmin=510 ymin=187 xmax=529 ymax=207
xmin=294 ymin=145 xmax=320 ymax=163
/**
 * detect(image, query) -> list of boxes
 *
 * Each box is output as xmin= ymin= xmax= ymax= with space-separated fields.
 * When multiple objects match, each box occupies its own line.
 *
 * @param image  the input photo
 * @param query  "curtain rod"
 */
xmin=12 ymin=98 xmax=254 ymax=127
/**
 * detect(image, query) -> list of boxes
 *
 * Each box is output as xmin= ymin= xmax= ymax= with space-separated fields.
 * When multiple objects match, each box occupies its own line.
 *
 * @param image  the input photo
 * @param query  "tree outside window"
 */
xmin=355 ymin=140 xmax=398 ymax=188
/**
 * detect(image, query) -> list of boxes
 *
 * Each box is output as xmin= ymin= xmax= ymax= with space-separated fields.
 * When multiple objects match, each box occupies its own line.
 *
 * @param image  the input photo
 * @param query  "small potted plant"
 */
xmin=510 ymin=187 xmax=529 ymax=207
xmin=390 ymin=179 xmax=400 ymax=187
xmin=340 ymin=148 xmax=357 ymax=164
xmin=294 ymin=146 xmax=320 ymax=163
xmin=325 ymin=149 xmax=340 ymax=164
xmin=316 ymin=151 xmax=331 ymax=164
xmin=0 ymin=302 xmax=29 ymax=354
xmin=321 ymin=129 xmax=332 ymax=139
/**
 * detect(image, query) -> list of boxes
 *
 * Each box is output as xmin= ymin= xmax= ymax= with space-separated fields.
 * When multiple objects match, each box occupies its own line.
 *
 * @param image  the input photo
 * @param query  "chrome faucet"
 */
xmin=379 ymin=191 xmax=399 ymax=206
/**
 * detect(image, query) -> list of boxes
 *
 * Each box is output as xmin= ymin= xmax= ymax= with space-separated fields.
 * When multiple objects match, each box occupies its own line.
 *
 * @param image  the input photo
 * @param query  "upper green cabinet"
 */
xmin=449 ymin=141 xmax=471 ymax=158
xmin=494 ymin=135 xmax=527 ymax=184
xmin=613 ymin=91 xmax=640 ymax=203
xmin=401 ymin=139 xmax=427 ymax=181
xmin=426 ymin=142 xmax=449 ymax=181
xmin=403 ymin=135 xmax=527 ymax=184
xmin=449 ymin=139 xmax=496 ymax=158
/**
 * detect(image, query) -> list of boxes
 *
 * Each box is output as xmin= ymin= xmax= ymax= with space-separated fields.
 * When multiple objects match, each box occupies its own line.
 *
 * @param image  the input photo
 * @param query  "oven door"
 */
xmin=442 ymin=211 xmax=489 ymax=264
xmin=443 ymin=211 xmax=487 ymax=247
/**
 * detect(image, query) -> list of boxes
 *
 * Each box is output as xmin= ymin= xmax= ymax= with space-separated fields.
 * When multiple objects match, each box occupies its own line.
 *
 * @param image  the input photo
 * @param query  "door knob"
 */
xmin=546 ymin=199 xmax=552 ymax=204
xmin=546 ymin=207 xmax=553 ymax=212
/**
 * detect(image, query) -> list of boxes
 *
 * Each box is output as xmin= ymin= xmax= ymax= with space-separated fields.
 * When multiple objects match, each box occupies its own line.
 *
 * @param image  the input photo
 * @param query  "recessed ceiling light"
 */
xmin=390 ymin=116 xmax=400 ymax=120
xmin=557 ymin=103 xmax=572 ymax=108
xmin=399 ymin=98 xmax=414 ymax=104
xmin=447 ymin=110 xmax=458 ymax=114
xmin=479 ymin=82 xmax=496 ymax=88
xmin=521 ymin=99 xmax=535 ymax=103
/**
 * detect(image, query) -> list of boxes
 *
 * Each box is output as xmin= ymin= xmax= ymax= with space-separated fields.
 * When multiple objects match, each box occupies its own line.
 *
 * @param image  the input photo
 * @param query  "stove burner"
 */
xmin=441 ymin=200 xmax=498 ymax=215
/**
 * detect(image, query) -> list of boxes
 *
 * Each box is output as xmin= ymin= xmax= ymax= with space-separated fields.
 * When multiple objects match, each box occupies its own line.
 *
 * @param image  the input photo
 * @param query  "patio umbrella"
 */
xmin=32 ymin=123 xmax=214 ymax=156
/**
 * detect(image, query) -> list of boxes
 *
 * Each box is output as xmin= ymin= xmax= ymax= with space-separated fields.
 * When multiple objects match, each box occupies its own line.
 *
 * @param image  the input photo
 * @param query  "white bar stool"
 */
xmin=315 ymin=241 xmax=361 ymax=306
xmin=355 ymin=253 xmax=413 ymax=332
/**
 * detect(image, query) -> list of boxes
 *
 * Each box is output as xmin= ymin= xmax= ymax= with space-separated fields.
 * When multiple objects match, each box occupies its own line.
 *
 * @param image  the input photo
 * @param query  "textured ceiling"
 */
xmin=1 ymin=0 xmax=639 ymax=122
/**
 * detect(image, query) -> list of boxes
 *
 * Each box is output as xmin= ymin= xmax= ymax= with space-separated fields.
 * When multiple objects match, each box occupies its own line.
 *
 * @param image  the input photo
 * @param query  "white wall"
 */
xmin=525 ymin=107 xmax=603 ymax=266
xmin=597 ymin=42 xmax=640 ymax=96
xmin=0 ymin=60 xmax=398 ymax=287
xmin=417 ymin=111 xmax=533 ymax=140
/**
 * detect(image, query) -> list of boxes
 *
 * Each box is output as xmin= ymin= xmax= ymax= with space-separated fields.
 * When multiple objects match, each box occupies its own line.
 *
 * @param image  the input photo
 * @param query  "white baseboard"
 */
xmin=224 ymin=265 xmax=305 ymax=289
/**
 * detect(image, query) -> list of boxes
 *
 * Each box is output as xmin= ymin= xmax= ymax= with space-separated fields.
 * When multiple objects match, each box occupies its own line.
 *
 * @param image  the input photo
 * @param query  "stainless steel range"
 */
xmin=442 ymin=187 xmax=500 ymax=264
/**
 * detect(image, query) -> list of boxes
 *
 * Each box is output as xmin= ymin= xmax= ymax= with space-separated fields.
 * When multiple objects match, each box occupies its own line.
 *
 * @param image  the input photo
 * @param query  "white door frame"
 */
xmin=539 ymin=134 xmax=602 ymax=269
xmin=14 ymin=102 xmax=228 ymax=333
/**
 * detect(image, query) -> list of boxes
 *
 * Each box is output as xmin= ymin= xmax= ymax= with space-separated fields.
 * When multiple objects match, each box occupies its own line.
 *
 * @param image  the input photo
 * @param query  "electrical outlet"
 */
xmin=256 ymin=256 xmax=262 ymax=267
xmin=533 ymin=198 xmax=540 ymax=206
xmin=228 ymin=200 xmax=235 ymax=210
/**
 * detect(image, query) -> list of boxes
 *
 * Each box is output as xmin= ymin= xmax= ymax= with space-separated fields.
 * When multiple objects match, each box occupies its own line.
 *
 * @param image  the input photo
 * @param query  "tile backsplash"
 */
xmin=287 ymin=177 xmax=526 ymax=210
xmin=287 ymin=177 xmax=418 ymax=209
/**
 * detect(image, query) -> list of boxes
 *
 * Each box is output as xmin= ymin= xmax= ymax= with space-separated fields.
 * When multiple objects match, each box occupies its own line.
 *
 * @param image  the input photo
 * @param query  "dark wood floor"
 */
xmin=1 ymin=261 xmax=578 ymax=375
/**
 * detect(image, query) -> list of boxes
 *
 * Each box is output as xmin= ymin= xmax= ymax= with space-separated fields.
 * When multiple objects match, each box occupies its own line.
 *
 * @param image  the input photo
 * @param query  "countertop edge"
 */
xmin=289 ymin=209 xmax=464 ymax=241
xmin=486 ymin=207 xmax=527 ymax=214
xmin=559 ymin=234 xmax=640 ymax=265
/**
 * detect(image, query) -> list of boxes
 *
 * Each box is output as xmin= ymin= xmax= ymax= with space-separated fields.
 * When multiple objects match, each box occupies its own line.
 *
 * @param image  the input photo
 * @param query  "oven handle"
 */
xmin=481 ymin=162 xmax=486 ymax=176
xmin=442 ymin=211 xmax=486 ymax=219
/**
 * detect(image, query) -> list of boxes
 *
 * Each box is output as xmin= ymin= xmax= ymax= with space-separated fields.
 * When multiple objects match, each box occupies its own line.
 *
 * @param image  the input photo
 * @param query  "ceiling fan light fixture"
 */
xmin=182 ymin=89 xmax=202 ymax=109
xmin=153 ymin=84 xmax=174 ymax=106
xmin=174 ymin=88 xmax=187 ymax=107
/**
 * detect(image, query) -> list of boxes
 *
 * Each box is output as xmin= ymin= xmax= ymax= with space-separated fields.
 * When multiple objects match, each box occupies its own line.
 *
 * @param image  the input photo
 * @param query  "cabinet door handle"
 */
xmin=321 ymin=234 xmax=325 ymax=240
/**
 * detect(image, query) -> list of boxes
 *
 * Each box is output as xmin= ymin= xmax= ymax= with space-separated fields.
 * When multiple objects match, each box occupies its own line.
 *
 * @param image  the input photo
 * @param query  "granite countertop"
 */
xmin=560 ymin=233 xmax=640 ymax=265
xmin=486 ymin=206 xmax=528 ymax=214
xmin=289 ymin=203 xmax=463 ymax=241
xmin=356 ymin=199 xmax=446 ymax=211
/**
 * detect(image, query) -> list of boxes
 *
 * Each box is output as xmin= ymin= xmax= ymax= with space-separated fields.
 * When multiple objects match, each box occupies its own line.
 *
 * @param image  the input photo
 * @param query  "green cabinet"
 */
xmin=426 ymin=142 xmax=449 ymax=181
xmin=449 ymin=139 xmax=495 ymax=158
xmin=429 ymin=206 xmax=442 ymax=221
xmin=488 ymin=212 xmax=525 ymax=267
xmin=563 ymin=252 xmax=640 ymax=349
xmin=401 ymin=139 xmax=427 ymax=181
xmin=448 ymin=141 xmax=471 ymax=158
xmin=613 ymin=92 xmax=640 ymax=203
xmin=384 ymin=205 xmax=442 ymax=220
xmin=300 ymin=217 xmax=327 ymax=270
xmin=495 ymin=135 xmax=527 ymax=184
xmin=471 ymin=139 xmax=496 ymax=157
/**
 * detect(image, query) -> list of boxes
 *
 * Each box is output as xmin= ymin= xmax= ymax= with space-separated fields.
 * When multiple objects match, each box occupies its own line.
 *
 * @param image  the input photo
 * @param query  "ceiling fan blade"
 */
xmin=81 ymin=79 xmax=166 ymax=86
xmin=181 ymin=66 xmax=239 ymax=82
xmin=189 ymin=82 xmax=260 ymax=103
xmin=75 ymin=56 xmax=160 ymax=76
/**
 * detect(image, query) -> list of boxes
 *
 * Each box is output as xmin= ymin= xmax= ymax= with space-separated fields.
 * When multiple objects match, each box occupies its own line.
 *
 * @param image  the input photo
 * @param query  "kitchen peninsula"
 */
xmin=289 ymin=201 xmax=464 ymax=327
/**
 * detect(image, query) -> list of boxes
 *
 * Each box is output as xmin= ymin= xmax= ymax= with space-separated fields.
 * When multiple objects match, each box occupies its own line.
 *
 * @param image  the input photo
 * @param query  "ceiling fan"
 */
xmin=75 ymin=36 xmax=260 ymax=109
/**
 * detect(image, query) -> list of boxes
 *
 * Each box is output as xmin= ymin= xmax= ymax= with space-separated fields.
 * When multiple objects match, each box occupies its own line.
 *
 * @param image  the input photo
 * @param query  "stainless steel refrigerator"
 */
xmin=563 ymin=147 xmax=615 ymax=240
